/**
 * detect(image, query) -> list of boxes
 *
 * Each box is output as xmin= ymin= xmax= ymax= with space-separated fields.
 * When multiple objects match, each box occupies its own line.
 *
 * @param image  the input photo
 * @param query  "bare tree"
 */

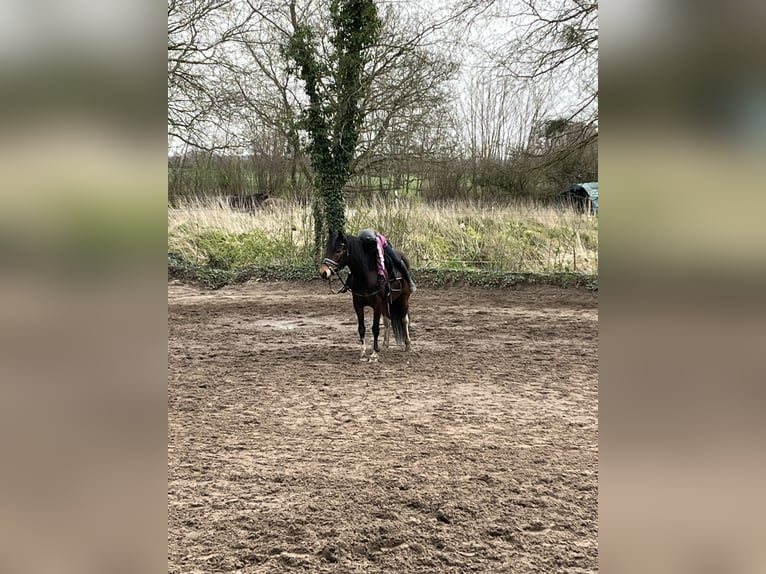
xmin=168 ymin=0 xmax=256 ymax=151
xmin=440 ymin=0 xmax=597 ymax=198
xmin=458 ymin=0 xmax=597 ymax=130
xmin=168 ymin=0 xmax=467 ymax=203
xmin=229 ymin=1 xmax=460 ymax=190
xmin=351 ymin=4 xmax=460 ymax=175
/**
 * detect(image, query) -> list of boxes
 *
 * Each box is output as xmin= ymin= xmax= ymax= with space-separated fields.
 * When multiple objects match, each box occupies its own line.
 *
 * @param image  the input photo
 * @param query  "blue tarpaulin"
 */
xmin=561 ymin=182 xmax=598 ymax=215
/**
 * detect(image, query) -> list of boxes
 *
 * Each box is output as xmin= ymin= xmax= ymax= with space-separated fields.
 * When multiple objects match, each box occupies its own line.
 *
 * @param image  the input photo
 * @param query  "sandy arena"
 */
xmin=168 ymin=280 xmax=598 ymax=573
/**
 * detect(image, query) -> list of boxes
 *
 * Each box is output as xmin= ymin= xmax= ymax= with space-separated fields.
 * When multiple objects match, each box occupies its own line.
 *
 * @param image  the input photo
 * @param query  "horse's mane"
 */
xmin=328 ymin=231 xmax=377 ymax=275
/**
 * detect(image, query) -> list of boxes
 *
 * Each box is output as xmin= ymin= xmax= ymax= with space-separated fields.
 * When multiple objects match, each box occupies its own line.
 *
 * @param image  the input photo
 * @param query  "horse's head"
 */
xmin=319 ymin=231 xmax=349 ymax=280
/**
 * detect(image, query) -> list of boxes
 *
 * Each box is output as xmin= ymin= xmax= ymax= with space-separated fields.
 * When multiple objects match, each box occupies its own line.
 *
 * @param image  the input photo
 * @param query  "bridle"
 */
xmin=322 ymin=252 xmax=385 ymax=297
xmin=322 ymin=254 xmax=352 ymax=294
xmin=322 ymin=256 xmax=342 ymax=274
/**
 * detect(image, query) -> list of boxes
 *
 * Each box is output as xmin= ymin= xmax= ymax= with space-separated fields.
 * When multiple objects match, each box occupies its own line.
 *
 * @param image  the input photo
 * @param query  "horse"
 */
xmin=227 ymin=193 xmax=270 ymax=212
xmin=319 ymin=230 xmax=412 ymax=362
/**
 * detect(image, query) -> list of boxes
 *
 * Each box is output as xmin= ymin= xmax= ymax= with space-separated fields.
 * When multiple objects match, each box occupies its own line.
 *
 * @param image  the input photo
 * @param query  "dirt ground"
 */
xmin=168 ymin=279 xmax=598 ymax=573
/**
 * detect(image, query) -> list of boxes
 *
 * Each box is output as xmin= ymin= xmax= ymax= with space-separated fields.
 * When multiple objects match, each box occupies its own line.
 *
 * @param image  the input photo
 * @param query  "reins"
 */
xmin=323 ymin=257 xmax=386 ymax=297
xmin=322 ymin=257 xmax=352 ymax=294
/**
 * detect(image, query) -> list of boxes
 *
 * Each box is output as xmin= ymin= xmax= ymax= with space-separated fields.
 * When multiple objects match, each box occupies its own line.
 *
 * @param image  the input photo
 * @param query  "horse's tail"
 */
xmin=389 ymin=297 xmax=407 ymax=345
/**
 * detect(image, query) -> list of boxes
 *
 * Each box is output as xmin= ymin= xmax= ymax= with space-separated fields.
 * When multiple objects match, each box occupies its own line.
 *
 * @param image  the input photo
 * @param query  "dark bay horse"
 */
xmin=319 ymin=231 xmax=412 ymax=362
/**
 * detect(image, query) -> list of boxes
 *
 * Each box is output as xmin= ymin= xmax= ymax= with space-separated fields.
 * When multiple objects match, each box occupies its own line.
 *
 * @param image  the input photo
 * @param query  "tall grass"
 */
xmin=168 ymin=195 xmax=597 ymax=274
xmin=168 ymin=196 xmax=315 ymax=269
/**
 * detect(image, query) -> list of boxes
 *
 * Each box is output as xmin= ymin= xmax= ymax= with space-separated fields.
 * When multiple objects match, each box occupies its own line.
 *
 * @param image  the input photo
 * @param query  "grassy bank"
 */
xmin=168 ymin=196 xmax=598 ymax=288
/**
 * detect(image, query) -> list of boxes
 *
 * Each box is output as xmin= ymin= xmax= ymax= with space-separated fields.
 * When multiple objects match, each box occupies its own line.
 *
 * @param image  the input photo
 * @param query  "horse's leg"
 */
xmin=355 ymin=302 xmax=366 ymax=361
xmin=369 ymin=304 xmax=381 ymax=363
xmin=403 ymin=298 xmax=412 ymax=351
xmin=404 ymin=313 xmax=412 ymax=351
xmin=382 ymin=287 xmax=393 ymax=349
xmin=383 ymin=315 xmax=390 ymax=349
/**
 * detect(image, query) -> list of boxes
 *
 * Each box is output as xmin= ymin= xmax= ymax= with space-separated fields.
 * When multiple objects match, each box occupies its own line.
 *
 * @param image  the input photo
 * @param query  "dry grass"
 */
xmin=168 ymin=196 xmax=598 ymax=274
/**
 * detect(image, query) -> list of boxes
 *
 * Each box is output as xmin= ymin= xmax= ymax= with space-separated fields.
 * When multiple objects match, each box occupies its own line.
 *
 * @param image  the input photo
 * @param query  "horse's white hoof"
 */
xmin=369 ymin=353 xmax=379 ymax=363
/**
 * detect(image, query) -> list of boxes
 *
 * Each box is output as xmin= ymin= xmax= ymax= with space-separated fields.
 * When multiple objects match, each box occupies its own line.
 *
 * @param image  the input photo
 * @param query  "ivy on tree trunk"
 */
xmin=288 ymin=0 xmax=381 ymax=238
